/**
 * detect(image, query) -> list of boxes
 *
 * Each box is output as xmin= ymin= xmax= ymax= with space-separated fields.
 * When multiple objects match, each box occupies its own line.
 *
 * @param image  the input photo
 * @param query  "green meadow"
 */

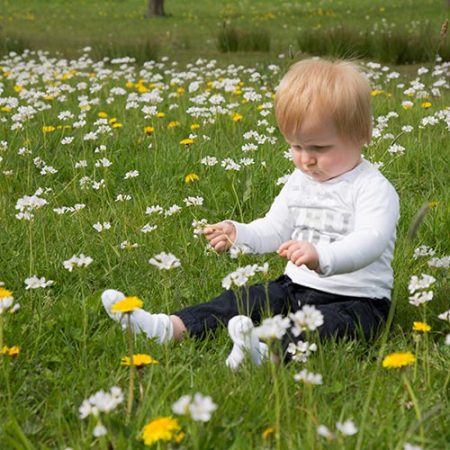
xmin=0 ymin=1 xmax=449 ymax=449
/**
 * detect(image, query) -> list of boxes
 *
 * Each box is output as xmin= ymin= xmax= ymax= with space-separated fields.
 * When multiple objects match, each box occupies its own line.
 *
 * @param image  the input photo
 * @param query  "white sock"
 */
xmin=101 ymin=289 xmax=173 ymax=344
xmin=225 ymin=315 xmax=268 ymax=370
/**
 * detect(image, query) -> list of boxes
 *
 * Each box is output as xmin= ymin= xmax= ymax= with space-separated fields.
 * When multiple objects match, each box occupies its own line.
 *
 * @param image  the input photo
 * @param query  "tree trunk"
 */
xmin=147 ymin=0 xmax=165 ymax=17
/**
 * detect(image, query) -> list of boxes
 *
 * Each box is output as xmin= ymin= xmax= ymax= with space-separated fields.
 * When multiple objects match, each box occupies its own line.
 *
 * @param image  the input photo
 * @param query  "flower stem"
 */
xmin=125 ymin=315 xmax=135 ymax=424
xmin=403 ymin=373 xmax=424 ymax=447
xmin=269 ymin=346 xmax=282 ymax=450
xmin=230 ymin=177 xmax=244 ymax=223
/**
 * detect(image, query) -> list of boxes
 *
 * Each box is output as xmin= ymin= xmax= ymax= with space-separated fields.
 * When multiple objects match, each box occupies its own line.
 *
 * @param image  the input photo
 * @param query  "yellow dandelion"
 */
xmin=184 ymin=172 xmax=199 ymax=183
xmin=167 ymin=121 xmax=180 ymax=128
xmin=262 ymin=427 xmax=275 ymax=440
xmin=14 ymin=85 xmax=23 ymax=92
xmin=42 ymin=126 xmax=56 ymax=133
xmin=176 ymin=87 xmax=185 ymax=95
xmin=371 ymin=89 xmax=384 ymax=97
xmin=1 ymin=345 xmax=20 ymax=356
xmin=141 ymin=416 xmax=181 ymax=446
xmin=180 ymin=138 xmax=194 ymax=145
xmin=175 ymin=432 xmax=185 ymax=444
xmin=421 ymin=101 xmax=432 ymax=108
xmin=137 ymin=85 xmax=150 ymax=93
xmin=0 ymin=287 xmax=13 ymax=298
xmin=428 ymin=201 xmax=438 ymax=208
xmin=98 ymin=111 xmax=108 ymax=118
xmin=144 ymin=126 xmax=155 ymax=135
xmin=43 ymin=95 xmax=54 ymax=101
xmin=125 ymin=81 xmax=134 ymax=89
xmin=1 ymin=106 xmax=11 ymax=112
xmin=190 ymin=123 xmax=200 ymax=130
xmin=112 ymin=122 xmax=123 ymax=129
xmin=412 ymin=321 xmax=431 ymax=333
xmin=232 ymin=113 xmax=243 ymax=122
xmin=156 ymin=112 xmax=165 ymax=118
xmin=121 ymin=354 xmax=159 ymax=366
xmin=382 ymin=351 xmax=416 ymax=369
xmin=111 ymin=296 xmax=143 ymax=314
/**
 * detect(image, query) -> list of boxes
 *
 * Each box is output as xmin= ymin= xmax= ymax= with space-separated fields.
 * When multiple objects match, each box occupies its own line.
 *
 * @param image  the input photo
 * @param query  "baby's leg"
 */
xmin=101 ymin=289 xmax=183 ymax=343
xmin=171 ymin=275 xmax=291 ymax=338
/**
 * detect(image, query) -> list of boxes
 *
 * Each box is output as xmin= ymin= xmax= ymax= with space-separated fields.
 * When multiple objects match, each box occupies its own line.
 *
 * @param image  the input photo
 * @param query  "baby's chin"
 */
xmin=298 ymin=168 xmax=328 ymax=182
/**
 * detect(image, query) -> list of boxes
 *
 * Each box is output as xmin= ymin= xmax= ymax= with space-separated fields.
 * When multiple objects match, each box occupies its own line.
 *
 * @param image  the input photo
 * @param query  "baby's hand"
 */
xmin=203 ymin=221 xmax=236 ymax=252
xmin=277 ymin=240 xmax=320 ymax=272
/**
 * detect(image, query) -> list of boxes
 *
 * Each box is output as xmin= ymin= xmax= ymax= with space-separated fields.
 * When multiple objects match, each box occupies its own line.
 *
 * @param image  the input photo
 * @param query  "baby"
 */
xmin=103 ymin=58 xmax=399 ymax=368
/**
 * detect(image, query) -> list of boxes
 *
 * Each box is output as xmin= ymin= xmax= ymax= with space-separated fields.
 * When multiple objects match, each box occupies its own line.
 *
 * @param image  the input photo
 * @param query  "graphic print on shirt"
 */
xmin=286 ymin=183 xmax=352 ymax=245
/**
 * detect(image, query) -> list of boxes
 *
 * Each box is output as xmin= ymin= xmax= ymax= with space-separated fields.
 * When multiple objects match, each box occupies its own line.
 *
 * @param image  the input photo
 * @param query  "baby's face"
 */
xmin=286 ymin=115 xmax=362 ymax=182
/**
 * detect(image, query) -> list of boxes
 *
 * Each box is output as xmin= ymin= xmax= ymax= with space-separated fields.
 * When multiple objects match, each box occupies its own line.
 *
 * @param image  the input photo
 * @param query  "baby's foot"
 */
xmin=101 ymin=289 xmax=173 ymax=343
xmin=225 ymin=315 xmax=268 ymax=370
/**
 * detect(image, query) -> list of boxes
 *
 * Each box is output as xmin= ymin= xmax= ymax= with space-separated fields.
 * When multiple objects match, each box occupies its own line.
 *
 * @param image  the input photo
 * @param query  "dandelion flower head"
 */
xmin=141 ymin=416 xmax=181 ymax=446
xmin=412 ymin=321 xmax=431 ymax=333
xmin=111 ymin=296 xmax=143 ymax=313
xmin=121 ymin=354 xmax=159 ymax=366
xmin=382 ymin=351 xmax=416 ymax=369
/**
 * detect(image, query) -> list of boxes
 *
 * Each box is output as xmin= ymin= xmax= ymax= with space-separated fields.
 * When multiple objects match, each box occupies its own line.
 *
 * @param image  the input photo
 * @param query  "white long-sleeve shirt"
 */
xmin=232 ymin=159 xmax=400 ymax=299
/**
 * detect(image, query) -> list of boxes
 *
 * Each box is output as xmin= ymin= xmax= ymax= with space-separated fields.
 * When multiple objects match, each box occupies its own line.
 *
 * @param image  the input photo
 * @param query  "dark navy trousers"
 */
xmin=173 ymin=275 xmax=390 ymax=356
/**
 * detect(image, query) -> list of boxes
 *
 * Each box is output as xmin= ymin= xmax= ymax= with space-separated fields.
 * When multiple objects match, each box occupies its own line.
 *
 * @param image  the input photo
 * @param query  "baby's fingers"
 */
xmin=278 ymin=240 xmax=296 ymax=254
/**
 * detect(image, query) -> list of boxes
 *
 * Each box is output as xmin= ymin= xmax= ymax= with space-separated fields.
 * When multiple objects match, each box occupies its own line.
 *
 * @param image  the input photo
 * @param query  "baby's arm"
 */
xmin=204 ymin=174 xmax=295 ymax=254
xmin=315 ymin=179 xmax=399 ymax=276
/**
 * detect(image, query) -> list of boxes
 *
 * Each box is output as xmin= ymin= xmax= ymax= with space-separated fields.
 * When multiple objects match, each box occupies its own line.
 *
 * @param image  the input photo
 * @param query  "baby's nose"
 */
xmin=300 ymin=150 xmax=316 ymax=165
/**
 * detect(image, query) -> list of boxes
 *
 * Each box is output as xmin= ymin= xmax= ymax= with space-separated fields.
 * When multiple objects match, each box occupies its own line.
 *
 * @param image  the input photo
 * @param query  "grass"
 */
xmin=0 ymin=1 xmax=449 ymax=449
xmin=0 ymin=47 xmax=449 ymax=448
xmin=0 ymin=0 xmax=449 ymax=64
xmin=298 ymin=22 xmax=450 ymax=63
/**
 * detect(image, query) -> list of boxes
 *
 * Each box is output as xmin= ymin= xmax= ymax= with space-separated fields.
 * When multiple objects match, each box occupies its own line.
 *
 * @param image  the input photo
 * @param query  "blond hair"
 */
xmin=275 ymin=58 xmax=372 ymax=145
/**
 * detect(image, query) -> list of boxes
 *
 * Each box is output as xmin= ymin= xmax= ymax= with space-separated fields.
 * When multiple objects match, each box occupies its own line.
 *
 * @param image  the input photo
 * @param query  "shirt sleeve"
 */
xmin=315 ymin=177 xmax=400 ymax=276
xmin=230 ymin=177 xmax=295 ymax=254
